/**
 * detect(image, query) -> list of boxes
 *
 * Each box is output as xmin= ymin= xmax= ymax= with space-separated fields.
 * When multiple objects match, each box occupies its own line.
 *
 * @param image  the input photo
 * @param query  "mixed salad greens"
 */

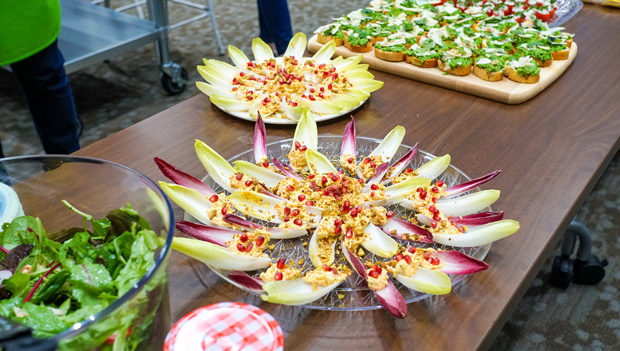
xmin=0 ymin=202 xmax=163 ymax=350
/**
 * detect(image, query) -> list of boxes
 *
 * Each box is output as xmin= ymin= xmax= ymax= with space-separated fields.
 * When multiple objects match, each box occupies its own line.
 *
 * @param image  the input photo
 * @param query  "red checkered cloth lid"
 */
xmin=164 ymin=302 xmax=284 ymax=351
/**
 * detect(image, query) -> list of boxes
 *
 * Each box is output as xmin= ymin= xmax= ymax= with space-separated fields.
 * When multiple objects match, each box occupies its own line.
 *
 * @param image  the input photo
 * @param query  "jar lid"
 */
xmin=164 ymin=302 xmax=284 ymax=351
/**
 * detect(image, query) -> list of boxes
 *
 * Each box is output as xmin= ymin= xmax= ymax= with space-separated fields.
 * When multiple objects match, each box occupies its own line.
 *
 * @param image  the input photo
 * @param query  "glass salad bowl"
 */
xmin=189 ymin=136 xmax=492 ymax=311
xmin=0 ymin=156 xmax=174 ymax=351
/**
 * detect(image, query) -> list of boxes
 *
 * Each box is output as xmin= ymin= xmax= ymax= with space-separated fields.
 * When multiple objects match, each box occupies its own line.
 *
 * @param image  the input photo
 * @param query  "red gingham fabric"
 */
xmin=164 ymin=302 xmax=284 ymax=351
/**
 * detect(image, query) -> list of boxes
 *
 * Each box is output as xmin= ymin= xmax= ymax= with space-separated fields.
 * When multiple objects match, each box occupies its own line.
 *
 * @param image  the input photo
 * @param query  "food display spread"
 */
xmin=196 ymin=33 xmax=383 ymax=124
xmin=308 ymin=0 xmax=577 ymax=103
xmin=157 ymin=113 xmax=520 ymax=317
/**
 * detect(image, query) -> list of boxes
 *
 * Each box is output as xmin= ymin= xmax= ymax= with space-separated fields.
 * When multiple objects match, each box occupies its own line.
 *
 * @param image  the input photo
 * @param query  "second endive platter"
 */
xmin=197 ymin=33 xmax=384 ymax=125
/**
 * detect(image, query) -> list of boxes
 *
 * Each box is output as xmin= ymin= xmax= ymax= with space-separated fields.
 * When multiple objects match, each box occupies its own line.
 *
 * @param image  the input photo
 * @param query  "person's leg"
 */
xmin=257 ymin=0 xmax=274 ymax=45
xmin=0 ymin=139 xmax=4 ymax=159
xmin=256 ymin=0 xmax=293 ymax=55
xmin=9 ymin=40 xmax=80 ymax=155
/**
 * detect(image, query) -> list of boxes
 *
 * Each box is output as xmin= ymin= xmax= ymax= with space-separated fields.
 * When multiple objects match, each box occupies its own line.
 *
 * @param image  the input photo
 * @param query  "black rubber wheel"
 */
xmin=161 ymin=67 xmax=188 ymax=95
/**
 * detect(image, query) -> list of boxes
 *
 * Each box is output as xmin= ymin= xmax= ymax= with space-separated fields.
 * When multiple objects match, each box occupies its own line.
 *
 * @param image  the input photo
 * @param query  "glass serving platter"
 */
xmin=188 ymin=136 xmax=492 ymax=311
xmin=551 ymin=0 xmax=584 ymax=27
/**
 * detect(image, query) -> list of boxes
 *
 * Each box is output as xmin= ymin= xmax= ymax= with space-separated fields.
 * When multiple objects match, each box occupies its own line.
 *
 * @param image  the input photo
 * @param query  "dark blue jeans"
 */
xmin=257 ymin=0 xmax=293 ymax=55
xmin=1 ymin=40 xmax=80 ymax=158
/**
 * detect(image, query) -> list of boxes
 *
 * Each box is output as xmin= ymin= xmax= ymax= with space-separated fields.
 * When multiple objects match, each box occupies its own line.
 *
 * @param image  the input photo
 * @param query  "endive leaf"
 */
xmin=308 ymin=224 xmax=337 ymax=267
xmin=356 ymin=125 xmax=405 ymax=178
xmin=383 ymin=145 xmax=419 ymax=184
xmin=436 ymin=190 xmax=501 ymax=217
xmin=306 ymin=149 xmax=338 ymax=174
xmin=333 ymin=98 xmax=361 ymax=111
xmin=284 ymin=32 xmax=307 ymax=59
xmin=382 ymin=217 xmax=433 ymax=243
xmin=281 ymin=101 xmax=309 ymax=121
xmin=195 ymin=139 xmax=236 ymax=193
xmin=254 ymin=113 xmax=267 ymax=163
xmin=172 ymin=237 xmax=271 ymax=271
xmin=292 ymin=109 xmax=318 ymax=151
xmin=252 ymin=37 xmax=275 ymax=63
xmin=175 ymin=220 xmax=237 ymax=247
xmin=228 ymin=44 xmax=251 ymax=69
xmin=342 ymin=69 xmax=375 ymax=81
xmin=394 ymin=268 xmax=452 ymax=295
xmin=303 ymin=100 xmax=343 ymax=114
xmin=311 ymin=40 xmax=336 ymax=64
xmin=205 ymin=59 xmax=240 ymax=76
xmin=222 ymin=213 xmax=308 ymax=239
xmin=228 ymin=190 xmax=283 ymax=222
xmin=435 ymin=251 xmax=489 ymax=275
xmin=196 ymin=82 xmax=236 ymax=99
xmin=200 ymin=61 xmax=232 ymax=83
xmin=374 ymin=280 xmax=407 ymax=318
xmin=210 ymin=94 xmax=251 ymax=112
xmin=340 ymin=63 xmax=370 ymax=73
xmin=344 ymin=88 xmax=371 ymax=101
xmin=384 ymin=176 xmax=430 ymax=198
xmin=416 ymin=154 xmax=451 ymax=180
xmin=197 ymin=65 xmax=232 ymax=88
xmin=353 ymin=79 xmax=384 ymax=93
xmin=154 ymin=157 xmax=216 ymax=197
xmin=272 ymin=158 xmax=303 ymax=180
xmin=341 ymin=242 xmax=367 ymax=279
xmin=341 ymin=117 xmax=356 ymax=158
xmin=433 ymin=219 xmax=519 ymax=247
xmin=228 ymin=271 xmax=264 ymax=291
xmin=233 ymin=160 xmax=285 ymax=188
xmin=332 ymin=55 xmax=363 ymax=70
xmin=158 ymin=182 xmax=214 ymax=225
xmin=361 ymin=223 xmax=399 ymax=257
xmin=444 ymin=170 xmax=501 ymax=198
xmin=261 ymin=278 xmax=344 ymax=305
xmin=450 ymin=211 xmax=505 ymax=226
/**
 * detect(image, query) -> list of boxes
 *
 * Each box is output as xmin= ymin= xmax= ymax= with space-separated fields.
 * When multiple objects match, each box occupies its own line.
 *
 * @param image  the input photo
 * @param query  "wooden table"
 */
xmin=75 ymin=5 xmax=620 ymax=350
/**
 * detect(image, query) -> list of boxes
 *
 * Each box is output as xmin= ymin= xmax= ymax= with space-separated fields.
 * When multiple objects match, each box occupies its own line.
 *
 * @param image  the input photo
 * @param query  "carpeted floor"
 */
xmin=1 ymin=1 xmax=618 ymax=349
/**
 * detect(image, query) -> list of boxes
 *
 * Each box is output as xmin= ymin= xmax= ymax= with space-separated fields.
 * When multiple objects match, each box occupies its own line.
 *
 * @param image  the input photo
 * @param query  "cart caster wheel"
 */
xmin=161 ymin=68 xmax=188 ymax=95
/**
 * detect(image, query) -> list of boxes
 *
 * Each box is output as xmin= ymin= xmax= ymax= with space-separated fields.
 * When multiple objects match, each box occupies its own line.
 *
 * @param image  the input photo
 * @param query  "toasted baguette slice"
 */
xmin=405 ymin=55 xmax=437 ymax=68
xmin=344 ymin=39 xmax=373 ymax=53
xmin=566 ymin=39 xmax=573 ymax=48
xmin=318 ymin=33 xmax=344 ymax=46
xmin=371 ymin=36 xmax=386 ymax=45
xmin=533 ymin=57 xmax=553 ymax=67
xmin=438 ymin=59 xmax=472 ymax=76
xmin=552 ymin=49 xmax=569 ymax=60
xmin=374 ymin=47 xmax=405 ymax=62
xmin=473 ymin=65 xmax=503 ymax=82
xmin=505 ymin=66 xmax=540 ymax=84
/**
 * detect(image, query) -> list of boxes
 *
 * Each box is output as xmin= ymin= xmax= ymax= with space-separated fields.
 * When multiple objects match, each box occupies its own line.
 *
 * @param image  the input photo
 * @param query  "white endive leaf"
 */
xmin=333 ymin=97 xmax=362 ymax=111
xmin=252 ymin=37 xmax=275 ymax=63
xmin=228 ymin=190 xmax=283 ymax=222
xmin=344 ymin=88 xmax=371 ymax=101
xmin=204 ymin=59 xmax=240 ymax=76
xmin=172 ymin=238 xmax=271 ymax=271
xmin=210 ymin=94 xmax=251 ymax=112
xmin=340 ymin=63 xmax=370 ymax=73
xmin=433 ymin=219 xmax=520 ymax=247
xmin=342 ymin=69 xmax=375 ymax=81
xmin=306 ymin=149 xmax=338 ymax=174
xmin=266 ymin=227 xmax=308 ymax=239
xmin=158 ymin=182 xmax=214 ymax=225
xmin=384 ymin=177 xmax=431 ymax=198
xmin=281 ymin=102 xmax=309 ymax=121
xmin=228 ymin=45 xmax=251 ymax=69
xmin=197 ymin=65 xmax=232 ymax=88
xmin=195 ymin=139 xmax=236 ymax=193
xmin=394 ymin=268 xmax=452 ymax=295
xmin=200 ymin=61 xmax=233 ymax=83
xmin=196 ymin=82 xmax=236 ymax=99
xmin=436 ymin=190 xmax=500 ymax=217
xmin=416 ymin=154 xmax=451 ymax=180
xmin=284 ymin=32 xmax=307 ymax=59
xmin=302 ymin=100 xmax=343 ymax=115
xmin=361 ymin=223 xmax=399 ymax=257
xmin=309 ymin=218 xmax=337 ymax=267
xmin=261 ymin=278 xmax=344 ymax=305
xmin=356 ymin=125 xmax=406 ymax=178
xmin=233 ymin=160 xmax=286 ymax=188
xmin=353 ymin=79 xmax=384 ymax=93
xmin=332 ymin=55 xmax=363 ymax=70
xmin=292 ymin=109 xmax=318 ymax=151
xmin=312 ymin=40 xmax=337 ymax=64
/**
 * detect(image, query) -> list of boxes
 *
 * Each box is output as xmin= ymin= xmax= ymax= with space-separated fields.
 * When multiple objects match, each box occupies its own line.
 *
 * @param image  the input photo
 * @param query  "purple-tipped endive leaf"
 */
xmin=306 ymin=149 xmax=338 ymax=174
xmin=251 ymin=37 xmax=275 ymax=63
xmin=416 ymin=154 xmax=451 ymax=180
xmin=223 ymin=213 xmax=262 ymax=229
xmin=450 ymin=211 xmax=505 ymax=226
xmin=341 ymin=117 xmax=357 ymax=158
xmin=374 ymin=280 xmax=407 ymax=318
xmin=210 ymin=94 xmax=252 ymax=112
xmin=261 ymin=277 xmax=344 ymax=305
xmin=356 ymin=126 xmax=406 ymax=178
xmin=254 ymin=114 xmax=267 ymax=163
xmin=255 ymin=183 xmax=286 ymax=200
xmin=196 ymin=82 xmax=236 ymax=99
xmin=432 ymin=219 xmax=520 ymax=247
xmin=222 ymin=213 xmax=307 ymax=239
xmin=308 ymin=217 xmax=336 ymax=267
xmin=272 ymin=158 xmax=303 ymax=180
xmin=228 ymin=271 xmax=264 ymax=291
xmin=292 ymin=110 xmax=318 ymax=153
xmin=158 ymin=182 xmax=214 ymax=225
xmin=172 ymin=237 xmax=271 ymax=271
xmin=382 ymin=218 xmax=433 ymax=243
xmin=435 ymin=251 xmax=489 ymax=275
xmin=436 ymin=190 xmax=500 ymax=217
xmin=383 ymin=145 xmax=418 ymax=184
xmin=195 ymin=139 xmax=236 ymax=193
xmin=311 ymin=40 xmax=336 ymax=64
xmin=233 ymin=160 xmax=285 ymax=188
xmin=444 ymin=170 xmax=501 ymax=198
xmin=341 ymin=242 xmax=367 ymax=279
xmin=283 ymin=32 xmax=307 ymax=59
xmin=361 ymin=223 xmax=399 ymax=257
xmin=228 ymin=44 xmax=251 ymax=70
xmin=154 ymin=157 xmax=216 ymax=197
xmin=175 ymin=220 xmax=237 ymax=247
xmin=363 ymin=163 xmax=390 ymax=192
xmin=394 ymin=268 xmax=452 ymax=295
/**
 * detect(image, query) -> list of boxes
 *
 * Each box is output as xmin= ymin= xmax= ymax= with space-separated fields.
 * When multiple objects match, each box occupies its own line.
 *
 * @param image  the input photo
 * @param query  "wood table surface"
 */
xmin=75 ymin=5 xmax=620 ymax=350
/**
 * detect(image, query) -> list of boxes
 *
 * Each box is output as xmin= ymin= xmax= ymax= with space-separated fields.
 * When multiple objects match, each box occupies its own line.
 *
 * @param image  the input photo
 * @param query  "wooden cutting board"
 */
xmin=307 ymin=34 xmax=578 ymax=104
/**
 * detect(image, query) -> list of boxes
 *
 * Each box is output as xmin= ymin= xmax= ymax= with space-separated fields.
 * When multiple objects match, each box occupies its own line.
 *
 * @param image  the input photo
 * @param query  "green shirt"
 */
xmin=0 ymin=0 xmax=61 ymax=66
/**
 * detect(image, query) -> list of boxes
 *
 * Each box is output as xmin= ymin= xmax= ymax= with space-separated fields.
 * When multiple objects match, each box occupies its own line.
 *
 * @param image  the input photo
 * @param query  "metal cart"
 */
xmin=59 ymin=0 xmax=225 ymax=94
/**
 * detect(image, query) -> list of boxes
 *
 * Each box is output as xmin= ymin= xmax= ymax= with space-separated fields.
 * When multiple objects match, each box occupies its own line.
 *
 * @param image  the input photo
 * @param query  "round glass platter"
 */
xmin=210 ymin=57 xmax=369 ymax=125
xmin=188 ymin=136 xmax=492 ymax=311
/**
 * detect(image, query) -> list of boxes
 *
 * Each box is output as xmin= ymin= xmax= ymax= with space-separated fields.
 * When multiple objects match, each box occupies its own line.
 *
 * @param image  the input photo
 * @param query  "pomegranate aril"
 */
xmin=386 ymin=211 xmax=394 ymax=218
xmin=395 ymin=253 xmax=403 ymax=261
xmin=240 ymin=233 xmax=248 ymax=242
xmin=295 ymin=141 xmax=301 ymax=149
xmin=429 ymin=205 xmax=437 ymax=213
xmin=432 ymin=186 xmax=439 ymax=193
xmin=322 ymin=176 xmax=328 ymax=185
xmin=286 ymin=185 xmax=295 ymax=191
xmin=420 ymin=191 xmax=427 ymax=200
xmin=262 ymin=161 xmax=270 ymax=168
xmin=284 ymin=217 xmax=290 ymax=222
xmin=236 ymin=173 xmax=243 ymax=180
xmin=417 ymin=187 xmax=423 ymax=193
xmin=432 ymin=198 xmax=437 ymax=203
xmin=306 ymin=200 xmax=315 ymax=206
xmin=237 ymin=243 xmax=246 ymax=252
xmin=334 ymin=218 xmax=343 ymax=226
xmin=373 ymin=264 xmax=382 ymax=274
xmin=277 ymin=259 xmax=286 ymax=269
xmin=423 ymin=251 xmax=431 ymax=259
xmin=294 ymin=218 xmax=303 ymax=226
xmin=363 ymin=158 xmax=370 ymax=164
xmin=209 ymin=195 xmax=219 ymax=203
xmin=256 ymin=236 xmax=265 ymax=247
xmin=404 ymin=255 xmax=412 ymax=264
xmin=291 ymin=209 xmax=300 ymax=216
xmin=431 ymin=221 xmax=438 ymax=229
xmin=334 ymin=226 xmax=342 ymax=234
xmin=433 ymin=214 xmax=441 ymax=221
xmin=343 ymin=200 xmax=350 ymax=209
xmin=345 ymin=228 xmax=353 ymax=239
xmin=406 ymin=168 xmax=413 ymax=173
xmin=369 ymin=270 xmax=379 ymax=279
xmin=299 ymin=145 xmax=307 ymax=151
xmin=274 ymin=272 xmax=283 ymax=281
xmin=436 ymin=180 xmax=444 ymax=187
xmin=371 ymin=183 xmax=379 ymax=190
xmin=323 ymin=264 xmax=331 ymax=272
xmin=298 ymin=194 xmax=306 ymax=201
xmin=331 ymin=174 xmax=339 ymax=181
xmin=347 ymin=157 xmax=354 ymax=164
xmin=308 ymin=174 xmax=315 ymax=179
xmin=221 ymin=207 xmax=228 ymax=215
xmin=246 ymin=242 xmax=253 ymax=251
xmin=284 ymin=207 xmax=291 ymax=216
xmin=331 ymin=267 xmax=338 ymax=275
xmin=245 ymin=180 xmax=253 ymax=186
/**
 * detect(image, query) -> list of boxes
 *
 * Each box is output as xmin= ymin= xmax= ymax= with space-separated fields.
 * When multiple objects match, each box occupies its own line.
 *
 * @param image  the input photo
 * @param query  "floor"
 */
xmin=0 ymin=1 xmax=618 ymax=349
